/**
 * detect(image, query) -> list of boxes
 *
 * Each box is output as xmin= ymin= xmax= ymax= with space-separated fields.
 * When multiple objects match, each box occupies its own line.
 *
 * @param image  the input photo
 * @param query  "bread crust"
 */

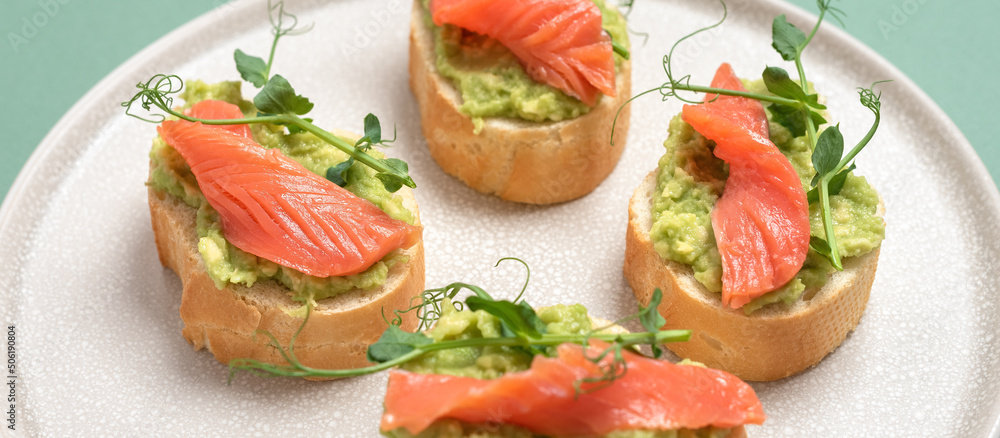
xmin=407 ymin=1 xmax=631 ymax=204
xmin=624 ymin=171 xmax=881 ymax=381
xmin=148 ymin=173 xmax=424 ymax=374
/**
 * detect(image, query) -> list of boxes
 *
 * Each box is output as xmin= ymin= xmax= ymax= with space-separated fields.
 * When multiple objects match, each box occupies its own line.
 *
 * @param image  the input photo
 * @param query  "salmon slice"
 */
xmin=681 ymin=63 xmax=810 ymax=308
xmin=431 ymin=0 xmax=616 ymax=106
xmin=184 ymin=99 xmax=254 ymax=139
xmin=381 ymin=342 xmax=765 ymax=435
xmin=158 ymin=103 xmax=421 ymax=277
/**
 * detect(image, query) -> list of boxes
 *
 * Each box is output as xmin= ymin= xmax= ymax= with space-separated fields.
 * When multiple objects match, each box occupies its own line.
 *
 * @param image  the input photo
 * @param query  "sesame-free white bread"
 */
xmin=624 ymin=171 xmax=882 ymax=381
xmin=407 ymin=1 xmax=631 ymax=204
xmin=147 ymin=148 xmax=424 ymax=374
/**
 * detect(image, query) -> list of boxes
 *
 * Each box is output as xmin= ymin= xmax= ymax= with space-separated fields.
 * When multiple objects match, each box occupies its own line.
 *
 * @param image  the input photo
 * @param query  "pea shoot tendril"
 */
xmin=613 ymin=0 xmax=888 ymax=270
xmin=121 ymin=1 xmax=415 ymax=193
xmin=228 ymin=259 xmax=689 ymax=390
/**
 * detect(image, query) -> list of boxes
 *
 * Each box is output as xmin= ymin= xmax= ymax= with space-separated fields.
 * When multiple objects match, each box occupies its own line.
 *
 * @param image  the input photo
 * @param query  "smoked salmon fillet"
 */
xmin=158 ymin=100 xmax=421 ymax=278
xmin=430 ymin=0 xmax=616 ymax=106
xmin=381 ymin=342 xmax=765 ymax=436
xmin=184 ymin=99 xmax=253 ymax=139
xmin=681 ymin=63 xmax=810 ymax=308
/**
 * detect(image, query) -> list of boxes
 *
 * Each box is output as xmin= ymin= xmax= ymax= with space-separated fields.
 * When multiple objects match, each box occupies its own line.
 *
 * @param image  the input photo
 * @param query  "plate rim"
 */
xmin=2 ymin=0 xmax=998 ymax=226
xmin=1 ymin=0 xmax=998 ymax=435
xmin=0 ymin=0 xmax=256 ymax=231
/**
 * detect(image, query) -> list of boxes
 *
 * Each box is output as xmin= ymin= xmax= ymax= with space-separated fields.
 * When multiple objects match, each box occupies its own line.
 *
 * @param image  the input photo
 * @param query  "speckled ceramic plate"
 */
xmin=2 ymin=0 xmax=998 ymax=436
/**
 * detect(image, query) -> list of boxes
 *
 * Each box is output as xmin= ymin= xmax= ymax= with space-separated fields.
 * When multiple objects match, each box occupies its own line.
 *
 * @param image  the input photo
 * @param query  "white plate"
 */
xmin=2 ymin=0 xmax=998 ymax=436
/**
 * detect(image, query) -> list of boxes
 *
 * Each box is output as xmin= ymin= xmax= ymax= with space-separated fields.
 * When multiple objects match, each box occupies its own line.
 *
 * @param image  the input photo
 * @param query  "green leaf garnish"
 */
xmin=769 ymin=103 xmax=827 ymax=138
xmin=639 ymin=289 xmax=666 ymax=333
xmin=761 ymin=66 xmax=824 ymax=109
xmin=639 ymin=289 xmax=667 ymax=358
xmin=325 ymin=114 xmax=406 ymax=191
xmin=325 ymin=158 xmax=353 ymax=187
xmin=375 ymin=158 xmax=412 ymax=193
xmin=808 ymin=236 xmax=834 ymax=261
xmin=383 ymin=158 xmax=409 ymax=173
xmin=367 ymin=326 xmax=433 ymax=363
xmin=762 ymin=66 xmax=808 ymax=102
xmin=810 ymin=124 xmax=844 ymax=187
xmin=614 ymin=0 xmax=886 ymax=275
xmin=235 ymin=1 xmax=311 ymax=88
xmin=466 ymin=297 xmax=546 ymax=339
xmin=226 ymin=260 xmax=692 ymax=383
xmin=363 ymin=113 xmax=382 ymax=145
xmin=806 ymin=163 xmax=854 ymax=203
xmin=285 ymin=117 xmax=312 ymax=134
xmin=812 ymin=82 xmax=888 ymax=269
xmin=376 ymin=174 xmax=404 ymax=193
xmin=234 ymin=49 xmax=268 ymax=88
xmin=254 ymin=74 xmax=314 ymax=116
xmin=611 ymin=2 xmax=808 ymax=145
xmin=828 ymin=163 xmax=855 ymax=196
xmin=771 ymin=15 xmax=806 ymax=61
xmin=123 ymin=76 xmax=414 ymax=192
xmin=122 ymin=2 xmax=416 ymax=193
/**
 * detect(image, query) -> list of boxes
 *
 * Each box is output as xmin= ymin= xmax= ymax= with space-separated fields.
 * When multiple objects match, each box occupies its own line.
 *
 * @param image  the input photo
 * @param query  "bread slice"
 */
xmin=624 ymin=171 xmax=881 ymax=381
xmin=407 ymin=1 xmax=631 ymax=204
xmin=147 ymin=162 xmax=425 ymax=373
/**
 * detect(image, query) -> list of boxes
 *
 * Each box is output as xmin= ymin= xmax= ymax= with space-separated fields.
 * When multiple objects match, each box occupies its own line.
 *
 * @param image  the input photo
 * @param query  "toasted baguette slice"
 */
xmin=624 ymin=171 xmax=881 ymax=381
xmin=407 ymin=1 xmax=631 ymax=204
xmin=147 ymin=158 xmax=425 ymax=374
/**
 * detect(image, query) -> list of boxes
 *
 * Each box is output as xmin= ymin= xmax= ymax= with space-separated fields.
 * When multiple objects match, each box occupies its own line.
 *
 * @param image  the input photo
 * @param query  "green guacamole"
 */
xmin=147 ymin=80 xmax=415 ymax=304
xmin=421 ymin=0 xmax=629 ymax=132
xmin=398 ymin=300 xmax=591 ymax=379
xmin=649 ymin=81 xmax=885 ymax=314
xmin=385 ymin=302 xmax=733 ymax=438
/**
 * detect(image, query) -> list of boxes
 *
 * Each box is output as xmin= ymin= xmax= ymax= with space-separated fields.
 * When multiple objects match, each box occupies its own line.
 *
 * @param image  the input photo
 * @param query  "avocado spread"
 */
xmin=384 ymin=302 xmax=732 ymax=438
xmin=649 ymin=80 xmax=885 ymax=314
xmin=147 ymin=80 xmax=415 ymax=304
xmin=421 ymin=0 xmax=629 ymax=132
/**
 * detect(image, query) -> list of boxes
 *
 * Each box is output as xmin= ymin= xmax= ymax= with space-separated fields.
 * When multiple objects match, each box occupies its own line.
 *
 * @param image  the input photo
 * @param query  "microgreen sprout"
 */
xmin=228 ymin=260 xmax=689 ymax=388
xmin=806 ymin=81 xmax=887 ymax=267
xmin=234 ymin=1 xmax=312 ymax=88
xmin=121 ymin=1 xmax=415 ymax=193
xmin=614 ymin=0 xmax=887 ymax=270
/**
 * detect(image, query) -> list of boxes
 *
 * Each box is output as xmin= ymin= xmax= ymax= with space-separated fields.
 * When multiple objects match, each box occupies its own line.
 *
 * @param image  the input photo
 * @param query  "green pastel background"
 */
xmin=0 ymin=0 xmax=997 ymax=204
